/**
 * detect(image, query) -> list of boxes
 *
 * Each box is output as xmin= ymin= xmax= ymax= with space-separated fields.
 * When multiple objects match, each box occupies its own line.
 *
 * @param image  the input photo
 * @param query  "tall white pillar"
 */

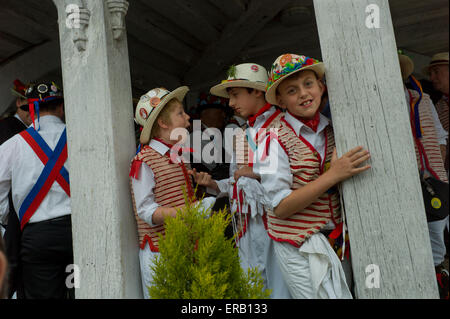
xmin=53 ymin=0 xmax=141 ymax=298
xmin=313 ymin=0 xmax=438 ymax=298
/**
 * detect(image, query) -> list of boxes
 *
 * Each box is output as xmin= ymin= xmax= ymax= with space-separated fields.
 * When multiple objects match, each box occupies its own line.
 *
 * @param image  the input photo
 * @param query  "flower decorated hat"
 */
xmin=210 ymin=63 xmax=268 ymax=98
xmin=136 ymin=86 xmax=189 ymax=144
xmin=266 ymin=54 xmax=325 ymax=105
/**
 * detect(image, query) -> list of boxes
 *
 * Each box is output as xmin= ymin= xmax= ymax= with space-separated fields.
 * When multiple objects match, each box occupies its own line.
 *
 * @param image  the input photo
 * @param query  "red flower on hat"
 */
xmin=305 ymin=58 xmax=315 ymax=66
xmin=280 ymin=54 xmax=293 ymax=67
xmin=251 ymin=64 xmax=259 ymax=72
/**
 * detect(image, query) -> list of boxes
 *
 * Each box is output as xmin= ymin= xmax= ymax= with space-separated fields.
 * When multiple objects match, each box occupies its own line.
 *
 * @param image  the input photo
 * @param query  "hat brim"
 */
xmin=140 ymin=86 xmax=189 ymax=145
xmin=266 ymin=63 xmax=325 ymax=106
xmin=210 ymin=81 xmax=267 ymax=98
xmin=10 ymin=88 xmax=26 ymax=99
xmin=422 ymin=61 xmax=449 ymax=76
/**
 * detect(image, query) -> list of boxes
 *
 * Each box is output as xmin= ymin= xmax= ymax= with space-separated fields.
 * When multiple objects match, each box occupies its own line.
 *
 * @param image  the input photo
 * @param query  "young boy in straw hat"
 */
xmin=129 ymin=86 xmax=215 ymax=299
xmin=191 ymin=62 xmax=291 ymax=298
xmin=400 ymin=53 xmax=449 ymax=299
xmin=255 ymin=53 xmax=371 ymax=299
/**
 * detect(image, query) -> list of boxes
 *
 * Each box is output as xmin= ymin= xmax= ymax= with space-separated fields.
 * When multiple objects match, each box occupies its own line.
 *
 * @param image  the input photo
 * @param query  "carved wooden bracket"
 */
xmin=64 ymin=1 xmax=91 ymax=52
xmin=72 ymin=7 xmax=91 ymax=51
xmin=106 ymin=0 xmax=129 ymax=40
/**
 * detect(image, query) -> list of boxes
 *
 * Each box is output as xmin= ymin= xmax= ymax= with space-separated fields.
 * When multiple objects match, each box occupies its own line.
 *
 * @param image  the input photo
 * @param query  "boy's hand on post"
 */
xmin=329 ymin=146 xmax=371 ymax=183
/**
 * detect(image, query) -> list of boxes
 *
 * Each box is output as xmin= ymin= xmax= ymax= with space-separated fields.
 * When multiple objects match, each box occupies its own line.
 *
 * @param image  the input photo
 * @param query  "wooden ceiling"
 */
xmin=0 ymin=0 xmax=448 ymax=104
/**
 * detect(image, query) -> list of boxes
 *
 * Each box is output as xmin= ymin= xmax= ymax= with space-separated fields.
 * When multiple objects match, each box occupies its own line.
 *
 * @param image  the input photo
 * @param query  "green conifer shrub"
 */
xmin=148 ymin=196 xmax=271 ymax=299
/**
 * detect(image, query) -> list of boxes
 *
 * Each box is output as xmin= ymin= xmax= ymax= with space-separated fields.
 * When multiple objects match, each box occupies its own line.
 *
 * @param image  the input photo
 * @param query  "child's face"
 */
xmin=227 ymin=87 xmax=261 ymax=119
xmin=277 ymin=70 xmax=325 ymax=119
xmin=167 ymin=101 xmax=190 ymax=132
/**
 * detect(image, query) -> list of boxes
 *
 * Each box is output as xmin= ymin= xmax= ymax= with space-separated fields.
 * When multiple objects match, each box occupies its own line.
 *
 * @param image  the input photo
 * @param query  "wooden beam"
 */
xmin=125 ymin=20 xmax=198 ymax=65
xmin=136 ymin=0 xmax=220 ymax=44
xmin=184 ymin=0 xmax=292 ymax=86
xmin=127 ymin=34 xmax=187 ymax=77
xmin=207 ymin=0 xmax=245 ymax=20
xmin=2 ymin=0 xmax=58 ymax=32
xmin=129 ymin=56 xmax=181 ymax=91
xmin=130 ymin=0 xmax=204 ymax=49
xmin=313 ymin=0 xmax=439 ymax=298
xmin=178 ymin=0 xmax=228 ymax=30
xmin=0 ymin=31 xmax=33 ymax=48
xmin=53 ymin=0 xmax=141 ymax=298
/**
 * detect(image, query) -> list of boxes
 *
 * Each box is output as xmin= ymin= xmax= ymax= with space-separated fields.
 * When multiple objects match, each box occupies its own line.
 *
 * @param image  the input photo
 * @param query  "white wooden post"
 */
xmin=53 ymin=0 xmax=141 ymax=298
xmin=313 ymin=0 xmax=439 ymax=298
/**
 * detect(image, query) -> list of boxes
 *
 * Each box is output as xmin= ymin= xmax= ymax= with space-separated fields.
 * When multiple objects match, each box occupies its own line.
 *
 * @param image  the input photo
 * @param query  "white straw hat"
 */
xmin=136 ymin=86 xmax=189 ymax=144
xmin=210 ymin=63 xmax=268 ymax=98
xmin=422 ymin=52 xmax=449 ymax=76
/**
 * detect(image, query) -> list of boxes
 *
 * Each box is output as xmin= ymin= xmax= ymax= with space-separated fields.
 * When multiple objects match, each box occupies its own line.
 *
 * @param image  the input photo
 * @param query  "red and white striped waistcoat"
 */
xmin=130 ymin=145 xmax=195 ymax=252
xmin=265 ymin=118 xmax=341 ymax=248
xmin=409 ymin=90 xmax=448 ymax=182
xmin=232 ymin=110 xmax=283 ymax=238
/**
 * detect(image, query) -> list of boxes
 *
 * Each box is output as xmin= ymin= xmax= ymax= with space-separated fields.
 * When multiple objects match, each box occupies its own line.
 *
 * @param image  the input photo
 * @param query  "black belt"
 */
xmin=27 ymin=214 xmax=71 ymax=226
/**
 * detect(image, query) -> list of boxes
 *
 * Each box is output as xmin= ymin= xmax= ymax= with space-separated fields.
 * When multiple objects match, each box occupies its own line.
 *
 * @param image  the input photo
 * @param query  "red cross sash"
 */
xmin=18 ymin=127 xmax=70 ymax=229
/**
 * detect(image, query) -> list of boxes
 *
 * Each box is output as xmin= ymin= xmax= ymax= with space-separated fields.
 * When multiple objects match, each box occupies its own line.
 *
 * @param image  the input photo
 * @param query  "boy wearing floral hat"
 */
xmin=129 ymin=86 xmax=215 ymax=299
xmin=195 ymin=63 xmax=292 ymax=298
xmin=255 ymin=54 xmax=371 ymax=299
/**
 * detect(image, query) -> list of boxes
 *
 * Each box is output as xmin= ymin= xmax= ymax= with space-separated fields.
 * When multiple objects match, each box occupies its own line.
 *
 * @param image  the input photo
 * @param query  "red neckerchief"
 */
xmin=287 ymin=110 xmax=320 ymax=132
xmin=247 ymin=103 xmax=272 ymax=127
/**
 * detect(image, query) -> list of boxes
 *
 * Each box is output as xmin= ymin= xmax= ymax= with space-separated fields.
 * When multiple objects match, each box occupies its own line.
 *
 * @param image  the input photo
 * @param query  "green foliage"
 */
xmin=227 ymin=65 xmax=237 ymax=79
xmin=148 ymin=196 xmax=270 ymax=299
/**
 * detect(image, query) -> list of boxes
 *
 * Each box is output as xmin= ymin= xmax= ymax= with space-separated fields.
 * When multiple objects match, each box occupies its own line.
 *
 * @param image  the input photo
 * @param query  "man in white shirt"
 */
xmin=0 ymin=81 xmax=73 ymax=299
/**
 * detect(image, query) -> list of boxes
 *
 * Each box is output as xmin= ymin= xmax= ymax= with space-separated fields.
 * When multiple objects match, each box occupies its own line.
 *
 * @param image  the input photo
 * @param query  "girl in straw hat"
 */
xmin=129 ymin=86 xmax=215 ymax=298
xmin=254 ymin=53 xmax=371 ymax=299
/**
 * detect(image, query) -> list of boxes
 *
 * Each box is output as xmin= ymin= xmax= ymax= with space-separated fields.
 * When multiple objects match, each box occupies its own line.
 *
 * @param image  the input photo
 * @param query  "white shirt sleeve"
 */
xmin=430 ymin=100 xmax=448 ymax=145
xmin=253 ymin=135 xmax=293 ymax=210
xmin=0 ymin=138 xmax=15 ymax=225
xmin=131 ymin=163 xmax=160 ymax=227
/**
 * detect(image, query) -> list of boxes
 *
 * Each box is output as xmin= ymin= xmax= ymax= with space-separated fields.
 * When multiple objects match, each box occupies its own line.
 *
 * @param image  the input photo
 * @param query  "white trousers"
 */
xmin=428 ymin=216 xmax=449 ymax=266
xmin=139 ymin=242 xmax=159 ymax=299
xmin=237 ymin=215 xmax=292 ymax=298
xmin=273 ymin=233 xmax=353 ymax=299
